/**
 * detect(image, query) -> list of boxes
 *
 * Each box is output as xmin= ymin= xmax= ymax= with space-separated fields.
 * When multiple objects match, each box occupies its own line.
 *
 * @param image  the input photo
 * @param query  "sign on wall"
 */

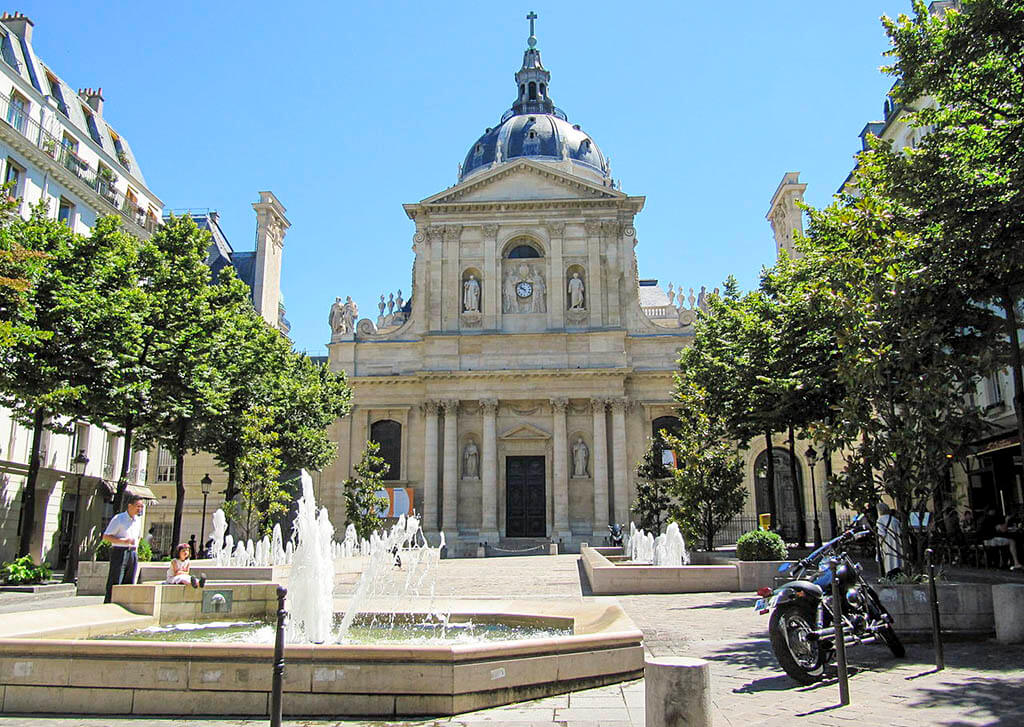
xmin=374 ymin=487 xmax=414 ymax=518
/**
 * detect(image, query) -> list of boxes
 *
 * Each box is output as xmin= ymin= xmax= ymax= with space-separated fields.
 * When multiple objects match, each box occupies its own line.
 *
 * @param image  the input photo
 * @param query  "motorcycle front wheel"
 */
xmin=864 ymin=586 xmax=906 ymax=658
xmin=769 ymin=603 xmax=826 ymax=685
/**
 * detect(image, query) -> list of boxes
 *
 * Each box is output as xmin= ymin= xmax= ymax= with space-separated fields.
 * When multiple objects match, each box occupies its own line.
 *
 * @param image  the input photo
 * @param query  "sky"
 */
xmin=20 ymin=0 xmax=916 ymax=355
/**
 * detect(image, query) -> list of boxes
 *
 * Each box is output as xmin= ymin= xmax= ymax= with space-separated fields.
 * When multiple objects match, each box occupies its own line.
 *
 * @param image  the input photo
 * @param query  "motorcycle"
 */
xmin=754 ymin=514 xmax=904 ymax=684
xmin=608 ymin=523 xmax=624 ymax=548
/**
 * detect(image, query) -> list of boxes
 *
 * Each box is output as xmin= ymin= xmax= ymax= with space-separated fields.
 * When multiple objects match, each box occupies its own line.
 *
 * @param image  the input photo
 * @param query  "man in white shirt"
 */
xmin=102 ymin=494 xmax=145 ymax=603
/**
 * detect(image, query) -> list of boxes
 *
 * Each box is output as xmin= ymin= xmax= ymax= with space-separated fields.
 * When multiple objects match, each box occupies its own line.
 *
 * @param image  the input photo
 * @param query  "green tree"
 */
xmin=667 ymin=374 xmax=747 ymax=551
xmin=343 ymin=440 xmax=389 ymax=540
xmin=0 ymin=211 xmax=141 ymax=556
xmin=879 ymin=0 xmax=1024 ymax=470
xmin=631 ymin=431 xmax=673 ymax=533
xmin=221 ymin=405 xmax=289 ymax=540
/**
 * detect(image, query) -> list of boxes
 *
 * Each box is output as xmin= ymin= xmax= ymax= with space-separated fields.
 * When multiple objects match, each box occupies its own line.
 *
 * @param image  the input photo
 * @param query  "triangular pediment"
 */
xmin=422 ymin=159 xmax=624 ymax=205
xmin=498 ymin=423 xmax=551 ymax=440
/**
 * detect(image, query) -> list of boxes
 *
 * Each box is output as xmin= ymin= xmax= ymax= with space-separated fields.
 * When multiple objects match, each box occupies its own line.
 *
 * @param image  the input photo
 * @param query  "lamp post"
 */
xmin=199 ymin=473 xmax=212 ymax=554
xmin=805 ymin=445 xmax=823 ymax=548
xmin=63 ymin=450 xmax=90 ymax=583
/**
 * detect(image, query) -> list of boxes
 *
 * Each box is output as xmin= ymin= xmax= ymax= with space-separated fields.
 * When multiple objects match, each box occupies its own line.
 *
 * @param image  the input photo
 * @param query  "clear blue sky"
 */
xmin=22 ymin=1 xmax=913 ymax=355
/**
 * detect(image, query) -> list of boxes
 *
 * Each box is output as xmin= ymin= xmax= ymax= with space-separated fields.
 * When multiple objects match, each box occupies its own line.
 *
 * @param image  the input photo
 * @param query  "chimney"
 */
xmin=1 ymin=11 xmax=33 ymax=44
xmin=78 ymin=87 xmax=104 ymax=116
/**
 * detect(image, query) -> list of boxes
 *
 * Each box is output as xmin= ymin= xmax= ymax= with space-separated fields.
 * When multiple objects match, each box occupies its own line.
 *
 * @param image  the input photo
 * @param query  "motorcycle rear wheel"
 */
xmin=769 ymin=603 xmax=825 ymax=685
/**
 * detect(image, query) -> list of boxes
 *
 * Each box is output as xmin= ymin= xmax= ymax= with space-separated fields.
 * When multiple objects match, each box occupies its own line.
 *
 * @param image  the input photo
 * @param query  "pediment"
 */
xmin=422 ymin=159 xmax=624 ymax=205
xmin=498 ymin=423 xmax=551 ymax=441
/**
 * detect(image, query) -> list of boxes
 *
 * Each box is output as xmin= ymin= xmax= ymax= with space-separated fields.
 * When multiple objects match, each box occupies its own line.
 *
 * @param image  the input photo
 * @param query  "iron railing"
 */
xmin=0 ymin=90 xmax=159 ymax=235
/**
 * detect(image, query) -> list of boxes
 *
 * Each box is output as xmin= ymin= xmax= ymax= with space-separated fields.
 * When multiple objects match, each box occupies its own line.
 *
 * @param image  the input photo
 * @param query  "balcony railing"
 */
xmin=0 ymin=90 xmax=159 ymax=235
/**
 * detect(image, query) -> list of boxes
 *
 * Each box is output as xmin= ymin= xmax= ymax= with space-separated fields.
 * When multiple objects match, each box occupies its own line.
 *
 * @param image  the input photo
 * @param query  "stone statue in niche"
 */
xmin=463 ymin=275 xmax=480 ymax=312
xmin=572 ymin=437 xmax=589 ymax=478
xmin=502 ymin=271 xmax=516 ymax=313
xmin=568 ymin=272 xmax=585 ymax=310
xmin=463 ymin=440 xmax=479 ymax=479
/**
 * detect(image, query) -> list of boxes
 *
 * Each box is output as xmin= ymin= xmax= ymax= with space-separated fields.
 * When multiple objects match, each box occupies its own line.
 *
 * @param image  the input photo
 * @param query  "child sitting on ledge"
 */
xmin=166 ymin=543 xmax=207 ymax=588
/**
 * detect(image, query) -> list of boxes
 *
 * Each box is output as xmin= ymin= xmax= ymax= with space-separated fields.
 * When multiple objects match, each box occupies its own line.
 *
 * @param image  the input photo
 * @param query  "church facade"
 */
xmin=321 ymin=23 xmax=702 ymax=555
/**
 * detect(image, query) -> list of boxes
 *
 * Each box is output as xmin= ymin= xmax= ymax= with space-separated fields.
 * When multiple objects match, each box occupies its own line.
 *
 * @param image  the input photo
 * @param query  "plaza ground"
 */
xmin=0 ymin=554 xmax=1021 ymax=726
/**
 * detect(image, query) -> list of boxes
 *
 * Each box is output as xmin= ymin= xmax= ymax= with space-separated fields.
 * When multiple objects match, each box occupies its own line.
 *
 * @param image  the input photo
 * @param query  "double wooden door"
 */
xmin=505 ymin=456 xmax=546 ymax=537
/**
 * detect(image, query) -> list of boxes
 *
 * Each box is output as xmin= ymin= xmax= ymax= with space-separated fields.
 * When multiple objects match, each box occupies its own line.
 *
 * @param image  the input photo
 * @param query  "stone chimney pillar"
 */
xmin=78 ymin=87 xmax=104 ymax=116
xmin=766 ymin=172 xmax=807 ymax=259
xmin=1 ymin=12 xmax=33 ymax=44
xmin=251 ymin=191 xmax=291 ymax=330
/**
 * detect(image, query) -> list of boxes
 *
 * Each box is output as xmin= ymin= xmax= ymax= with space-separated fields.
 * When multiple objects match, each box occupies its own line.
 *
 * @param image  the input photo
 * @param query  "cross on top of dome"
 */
xmin=526 ymin=11 xmax=538 ymax=48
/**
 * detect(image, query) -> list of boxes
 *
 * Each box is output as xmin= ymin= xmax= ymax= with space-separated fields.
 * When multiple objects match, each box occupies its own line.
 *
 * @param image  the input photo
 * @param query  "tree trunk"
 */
xmin=112 ymin=418 xmax=134 ymax=512
xmin=788 ymin=424 xmax=807 ymax=547
xmin=171 ymin=419 xmax=188 ymax=548
xmin=823 ymin=446 xmax=838 ymax=538
xmin=1000 ymin=290 xmax=1024 ymax=490
xmin=763 ymin=430 xmax=777 ymax=531
xmin=17 ymin=407 xmax=46 ymax=557
xmin=224 ymin=458 xmax=237 ymax=538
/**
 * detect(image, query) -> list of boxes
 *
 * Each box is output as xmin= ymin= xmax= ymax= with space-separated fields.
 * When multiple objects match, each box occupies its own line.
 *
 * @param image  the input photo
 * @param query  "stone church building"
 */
xmin=320 ymin=23 xmax=707 ymax=555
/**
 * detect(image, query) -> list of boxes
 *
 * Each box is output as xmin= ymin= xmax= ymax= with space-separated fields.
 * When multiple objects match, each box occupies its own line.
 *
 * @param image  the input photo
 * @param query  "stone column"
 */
xmin=551 ymin=397 xmax=570 ymax=541
xmin=481 ymin=224 xmax=499 ymax=330
xmin=421 ymin=401 xmax=439 ymax=532
xmin=591 ymin=398 xmax=609 ymax=536
xmin=546 ymin=222 xmax=566 ymax=330
xmin=584 ymin=221 xmax=604 ymax=326
xmin=480 ymin=398 xmax=499 ymax=542
xmin=610 ymin=398 xmax=629 ymax=525
xmin=441 ymin=399 xmax=459 ymax=537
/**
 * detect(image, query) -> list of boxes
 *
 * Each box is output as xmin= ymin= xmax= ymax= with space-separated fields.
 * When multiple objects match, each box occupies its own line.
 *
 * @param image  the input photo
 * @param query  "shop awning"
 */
xmin=975 ymin=436 xmax=1021 ymax=457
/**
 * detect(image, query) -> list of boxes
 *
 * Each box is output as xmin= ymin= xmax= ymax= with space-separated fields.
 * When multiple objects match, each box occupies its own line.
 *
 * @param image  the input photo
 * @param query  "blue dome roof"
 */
xmin=460 ymin=113 xmax=608 ymax=182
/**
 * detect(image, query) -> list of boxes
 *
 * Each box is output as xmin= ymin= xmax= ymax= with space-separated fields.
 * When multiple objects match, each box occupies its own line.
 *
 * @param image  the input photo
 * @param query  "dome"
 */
xmin=460 ymin=113 xmax=609 ymax=183
xmin=457 ymin=18 xmax=612 ymax=186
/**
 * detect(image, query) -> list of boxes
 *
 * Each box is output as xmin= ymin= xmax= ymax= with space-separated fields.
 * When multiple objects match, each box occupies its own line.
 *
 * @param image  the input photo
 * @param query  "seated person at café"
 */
xmin=977 ymin=508 xmax=1023 ymax=571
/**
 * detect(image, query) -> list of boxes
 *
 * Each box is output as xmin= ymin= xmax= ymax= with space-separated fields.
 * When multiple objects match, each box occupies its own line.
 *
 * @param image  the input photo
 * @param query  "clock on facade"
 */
xmin=515 ymin=281 xmax=533 ymax=298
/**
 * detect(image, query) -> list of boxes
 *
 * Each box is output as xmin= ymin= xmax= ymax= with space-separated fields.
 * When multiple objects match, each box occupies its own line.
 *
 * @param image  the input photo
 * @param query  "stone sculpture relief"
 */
xmin=463 ymin=440 xmax=479 ymax=479
xmin=568 ymin=272 xmax=585 ymax=310
xmin=502 ymin=263 xmax=547 ymax=314
xmin=572 ymin=437 xmax=589 ymax=478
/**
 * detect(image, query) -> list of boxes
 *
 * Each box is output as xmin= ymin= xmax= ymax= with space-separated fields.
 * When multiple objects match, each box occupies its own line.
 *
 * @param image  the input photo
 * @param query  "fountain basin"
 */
xmin=0 ymin=593 xmax=643 ymax=717
xmin=582 ymin=545 xmax=792 ymax=594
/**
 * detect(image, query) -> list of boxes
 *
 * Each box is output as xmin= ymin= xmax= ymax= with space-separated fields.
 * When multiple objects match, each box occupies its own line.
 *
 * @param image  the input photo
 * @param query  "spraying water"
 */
xmin=286 ymin=470 xmax=336 ymax=644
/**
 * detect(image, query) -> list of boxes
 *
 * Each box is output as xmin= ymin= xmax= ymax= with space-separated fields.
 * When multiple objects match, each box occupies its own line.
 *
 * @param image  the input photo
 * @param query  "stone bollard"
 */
xmin=476 ymin=543 xmax=486 ymax=558
xmin=993 ymin=584 xmax=1024 ymax=643
xmin=548 ymin=543 xmax=558 ymax=555
xmin=645 ymin=656 xmax=712 ymax=727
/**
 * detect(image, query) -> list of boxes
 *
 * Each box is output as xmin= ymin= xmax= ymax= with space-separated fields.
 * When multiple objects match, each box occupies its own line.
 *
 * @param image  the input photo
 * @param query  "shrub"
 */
xmin=736 ymin=529 xmax=788 ymax=561
xmin=1 ymin=555 xmax=52 ymax=585
xmin=95 ymin=538 xmax=152 ymax=562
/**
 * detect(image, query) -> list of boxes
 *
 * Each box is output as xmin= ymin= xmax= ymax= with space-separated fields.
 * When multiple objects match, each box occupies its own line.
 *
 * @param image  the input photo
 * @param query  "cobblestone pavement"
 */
xmin=1 ymin=554 xmax=1021 ymax=726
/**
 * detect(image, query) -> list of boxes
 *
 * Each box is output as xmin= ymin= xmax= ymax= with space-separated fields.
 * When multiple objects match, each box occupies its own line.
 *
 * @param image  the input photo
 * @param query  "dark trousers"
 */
xmin=104 ymin=546 xmax=138 ymax=603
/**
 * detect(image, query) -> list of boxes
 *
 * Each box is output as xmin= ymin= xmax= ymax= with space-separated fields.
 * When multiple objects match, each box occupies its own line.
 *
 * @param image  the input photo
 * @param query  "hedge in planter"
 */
xmin=1 ymin=555 xmax=51 ymax=585
xmin=736 ymin=529 xmax=788 ymax=561
xmin=94 ymin=538 xmax=153 ymax=562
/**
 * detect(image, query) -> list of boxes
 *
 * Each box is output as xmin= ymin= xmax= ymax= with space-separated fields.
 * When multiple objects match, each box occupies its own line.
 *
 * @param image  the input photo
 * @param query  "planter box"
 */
xmin=876 ymin=583 xmax=994 ymax=639
xmin=736 ymin=561 xmax=794 ymax=592
xmin=581 ymin=545 xmax=740 ymax=594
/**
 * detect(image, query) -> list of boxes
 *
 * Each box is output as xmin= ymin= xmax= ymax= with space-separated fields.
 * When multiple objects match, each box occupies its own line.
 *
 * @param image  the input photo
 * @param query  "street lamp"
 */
xmin=63 ymin=450 xmax=90 ymax=583
xmin=199 ymin=473 xmax=212 ymax=555
xmin=805 ymin=445 xmax=823 ymax=548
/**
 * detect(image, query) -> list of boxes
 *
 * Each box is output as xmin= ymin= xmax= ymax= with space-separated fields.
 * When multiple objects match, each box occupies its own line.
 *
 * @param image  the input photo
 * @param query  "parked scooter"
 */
xmin=608 ymin=523 xmax=624 ymax=548
xmin=754 ymin=514 xmax=904 ymax=684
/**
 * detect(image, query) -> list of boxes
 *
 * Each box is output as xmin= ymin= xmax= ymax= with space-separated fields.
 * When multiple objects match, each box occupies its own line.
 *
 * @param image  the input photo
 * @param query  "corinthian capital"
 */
xmin=426 ymin=225 xmax=443 ymax=242
xmin=591 ymin=398 xmax=608 ymax=414
xmin=443 ymin=224 xmax=462 ymax=242
xmin=421 ymin=400 xmax=439 ymax=416
xmin=600 ymin=220 xmax=618 ymax=235
xmin=441 ymin=399 xmax=460 ymax=415
xmin=481 ymin=224 xmax=499 ymax=239
xmin=550 ymin=396 xmax=569 ymax=413
xmin=609 ymin=397 xmax=631 ymax=413
xmin=545 ymin=221 xmax=566 ymax=238
xmin=480 ymin=398 xmax=499 ymax=415
xmin=584 ymin=220 xmax=601 ymax=236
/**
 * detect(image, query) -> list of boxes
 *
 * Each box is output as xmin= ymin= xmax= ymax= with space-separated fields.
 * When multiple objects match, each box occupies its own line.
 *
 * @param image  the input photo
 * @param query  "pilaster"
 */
xmin=480 ymin=398 xmax=499 ymax=542
xmin=441 ymin=399 xmax=459 ymax=537
xmin=550 ymin=396 xmax=570 ymax=540
xmin=421 ymin=400 xmax=439 ymax=532
xmin=610 ymin=397 xmax=629 ymax=524
xmin=591 ymin=398 xmax=609 ymax=535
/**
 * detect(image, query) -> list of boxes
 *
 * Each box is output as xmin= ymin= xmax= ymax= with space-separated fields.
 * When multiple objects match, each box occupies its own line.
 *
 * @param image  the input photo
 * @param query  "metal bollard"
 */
xmin=925 ymin=548 xmax=944 ymax=670
xmin=270 ymin=585 xmax=287 ymax=727
xmin=830 ymin=564 xmax=850 ymax=705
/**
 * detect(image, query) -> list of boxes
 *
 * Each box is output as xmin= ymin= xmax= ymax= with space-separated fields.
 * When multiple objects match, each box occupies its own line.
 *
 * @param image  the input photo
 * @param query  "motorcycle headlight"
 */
xmin=845 ymin=587 xmax=863 ymax=607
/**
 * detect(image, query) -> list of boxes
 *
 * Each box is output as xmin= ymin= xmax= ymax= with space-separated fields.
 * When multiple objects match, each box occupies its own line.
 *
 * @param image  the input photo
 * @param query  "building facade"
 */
xmin=0 ymin=12 xmax=162 ymax=565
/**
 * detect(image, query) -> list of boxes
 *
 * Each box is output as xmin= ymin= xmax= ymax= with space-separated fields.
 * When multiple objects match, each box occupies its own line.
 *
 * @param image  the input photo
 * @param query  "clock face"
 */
xmin=516 ymin=281 xmax=533 ymax=298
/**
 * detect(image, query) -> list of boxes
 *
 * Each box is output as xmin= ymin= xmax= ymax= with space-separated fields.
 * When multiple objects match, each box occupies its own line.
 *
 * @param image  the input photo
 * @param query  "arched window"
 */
xmin=651 ymin=416 xmax=681 ymax=469
xmin=539 ymin=83 xmax=546 ymax=97
xmin=507 ymin=244 xmax=541 ymax=259
xmin=528 ymin=81 xmax=537 ymax=100
xmin=520 ymin=83 xmax=525 ymax=99
xmin=370 ymin=420 xmax=401 ymax=480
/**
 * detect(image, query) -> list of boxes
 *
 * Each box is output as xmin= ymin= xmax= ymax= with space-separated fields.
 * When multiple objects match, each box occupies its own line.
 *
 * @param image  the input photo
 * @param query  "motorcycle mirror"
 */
xmin=777 ymin=563 xmax=791 ymax=572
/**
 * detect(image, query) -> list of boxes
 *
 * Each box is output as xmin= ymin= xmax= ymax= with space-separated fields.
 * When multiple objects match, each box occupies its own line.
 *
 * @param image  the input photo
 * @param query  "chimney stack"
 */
xmin=78 ymin=87 xmax=104 ymax=116
xmin=0 ymin=12 xmax=33 ymax=44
